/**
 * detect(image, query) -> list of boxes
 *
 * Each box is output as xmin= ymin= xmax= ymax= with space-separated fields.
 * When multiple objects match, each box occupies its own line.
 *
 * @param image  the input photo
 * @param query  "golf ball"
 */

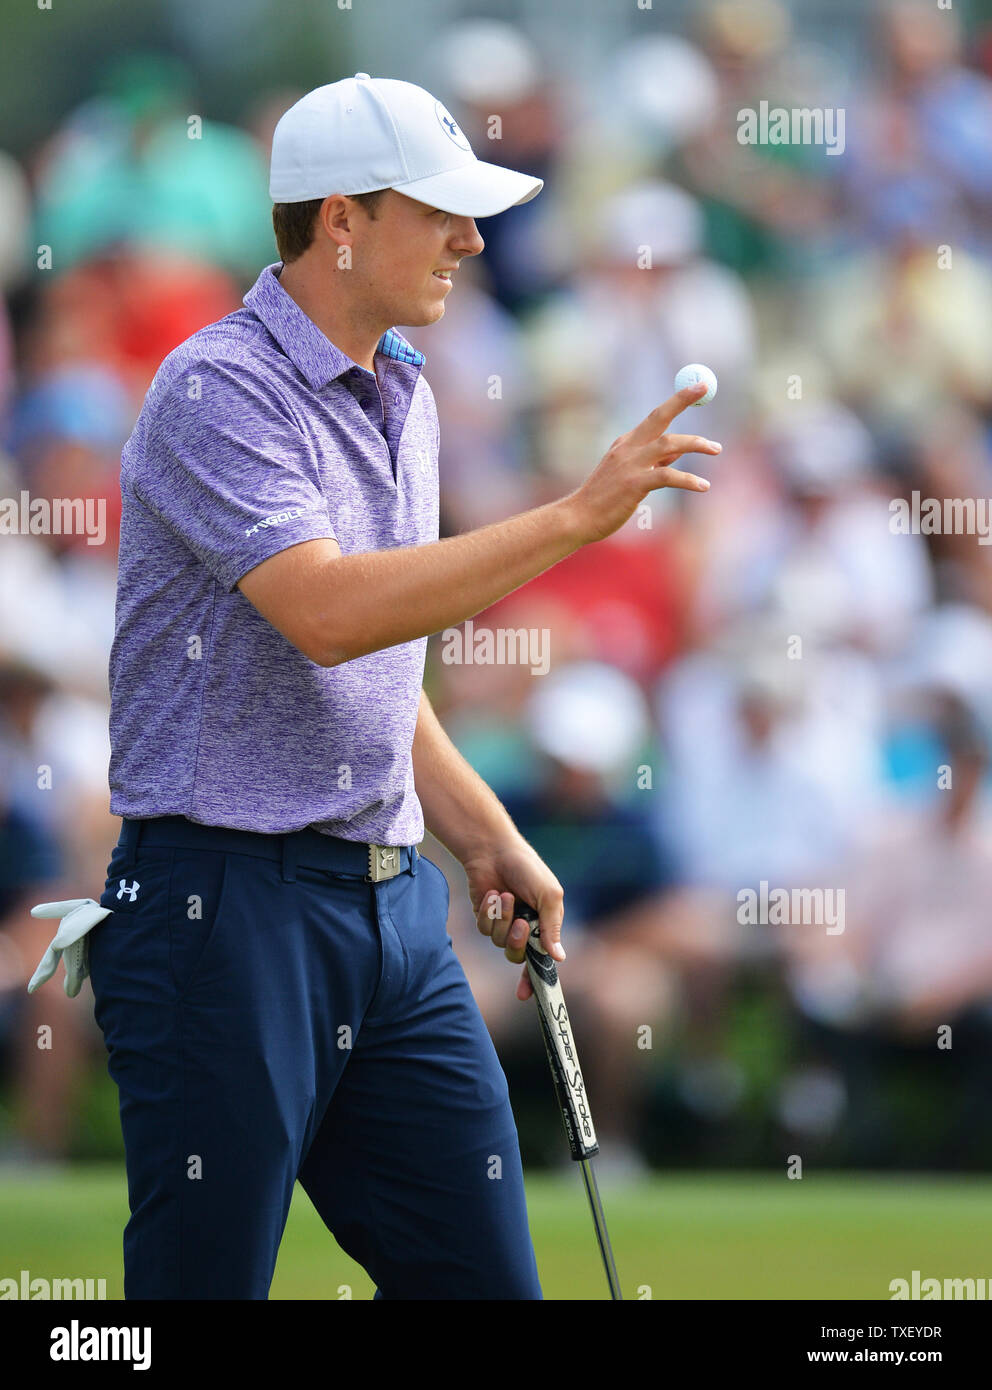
xmin=674 ymin=363 xmax=718 ymax=405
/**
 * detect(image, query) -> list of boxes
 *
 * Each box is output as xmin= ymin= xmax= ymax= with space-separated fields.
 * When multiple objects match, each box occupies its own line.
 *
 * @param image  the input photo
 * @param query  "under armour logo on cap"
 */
xmin=434 ymin=101 xmax=471 ymax=151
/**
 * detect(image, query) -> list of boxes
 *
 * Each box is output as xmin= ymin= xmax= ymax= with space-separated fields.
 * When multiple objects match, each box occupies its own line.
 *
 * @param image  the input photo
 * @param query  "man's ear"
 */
xmin=319 ymin=194 xmax=357 ymax=252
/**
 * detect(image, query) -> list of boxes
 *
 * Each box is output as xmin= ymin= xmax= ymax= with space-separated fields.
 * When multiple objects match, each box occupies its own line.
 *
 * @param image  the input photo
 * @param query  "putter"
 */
xmin=513 ymin=898 xmax=623 ymax=1301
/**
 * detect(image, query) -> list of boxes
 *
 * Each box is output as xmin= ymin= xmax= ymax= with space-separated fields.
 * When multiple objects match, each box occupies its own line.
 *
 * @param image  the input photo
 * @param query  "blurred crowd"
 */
xmin=3 ymin=0 xmax=992 ymax=1174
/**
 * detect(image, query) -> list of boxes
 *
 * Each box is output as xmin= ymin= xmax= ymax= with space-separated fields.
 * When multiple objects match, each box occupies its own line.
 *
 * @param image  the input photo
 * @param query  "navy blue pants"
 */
xmin=89 ymin=817 xmax=542 ymax=1300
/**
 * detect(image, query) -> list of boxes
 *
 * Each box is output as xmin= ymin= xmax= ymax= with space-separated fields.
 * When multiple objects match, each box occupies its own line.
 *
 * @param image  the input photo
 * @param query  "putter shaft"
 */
xmin=515 ymin=897 xmax=623 ymax=1300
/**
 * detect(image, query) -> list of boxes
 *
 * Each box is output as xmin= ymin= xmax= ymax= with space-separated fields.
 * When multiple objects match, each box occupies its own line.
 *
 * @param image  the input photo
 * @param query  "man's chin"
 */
xmin=394 ymin=298 xmax=447 ymax=329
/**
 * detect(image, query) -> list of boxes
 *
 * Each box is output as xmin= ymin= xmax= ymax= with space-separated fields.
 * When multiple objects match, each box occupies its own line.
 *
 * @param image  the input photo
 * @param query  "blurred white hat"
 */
xmin=904 ymin=603 xmax=992 ymax=711
xmin=721 ymin=615 xmax=808 ymax=705
xmin=594 ymin=179 xmax=703 ymax=265
xmin=607 ymin=35 xmax=719 ymax=149
xmin=771 ymin=402 xmax=874 ymax=495
xmin=526 ymin=661 xmax=652 ymax=774
xmin=437 ymin=20 xmax=541 ymax=104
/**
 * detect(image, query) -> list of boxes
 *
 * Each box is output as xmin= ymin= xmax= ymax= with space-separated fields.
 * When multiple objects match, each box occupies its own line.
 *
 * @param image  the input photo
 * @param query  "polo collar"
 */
xmin=243 ymin=262 xmax=426 ymax=390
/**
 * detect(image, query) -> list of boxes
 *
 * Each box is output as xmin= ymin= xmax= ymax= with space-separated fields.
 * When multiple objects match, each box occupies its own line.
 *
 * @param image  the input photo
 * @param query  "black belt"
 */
xmin=119 ymin=816 xmax=419 ymax=883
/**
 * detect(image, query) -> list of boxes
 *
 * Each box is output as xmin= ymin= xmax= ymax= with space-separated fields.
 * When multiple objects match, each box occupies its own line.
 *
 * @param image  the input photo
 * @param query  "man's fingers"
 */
xmin=516 ymin=964 xmax=533 ymax=1002
xmin=472 ymin=895 xmax=497 ymax=939
xmin=625 ymin=381 xmax=710 ymax=446
xmin=652 ymin=466 xmax=711 ymax=493
xmin=655 ymin=434 xmax=723 ymax=461
xmin=478 ymin=891 xmax=525 ymax=950
xmin=627 ymin=436 xmax=721 ymax=492
xmin=504 ymin=921 xmax=528 ymax=965
xmin=479 ymin=892 xmax=565 ymax=965
xmin=539 ymin=916 xmax=565 ymax=962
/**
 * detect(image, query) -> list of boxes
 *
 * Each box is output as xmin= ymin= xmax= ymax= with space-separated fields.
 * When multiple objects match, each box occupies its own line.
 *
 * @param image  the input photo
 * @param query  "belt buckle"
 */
xmin=366 ymin=844 xmax=401 ymax=883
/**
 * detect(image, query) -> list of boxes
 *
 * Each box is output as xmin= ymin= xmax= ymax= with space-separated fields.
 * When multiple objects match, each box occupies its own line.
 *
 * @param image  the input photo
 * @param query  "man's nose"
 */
xmin=452 ymin=218 xmax=485 ymax=256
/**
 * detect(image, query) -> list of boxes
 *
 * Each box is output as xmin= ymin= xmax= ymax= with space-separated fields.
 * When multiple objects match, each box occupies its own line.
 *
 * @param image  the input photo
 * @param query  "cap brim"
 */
xmin=391 ymin=160 xmax=543 ymax=218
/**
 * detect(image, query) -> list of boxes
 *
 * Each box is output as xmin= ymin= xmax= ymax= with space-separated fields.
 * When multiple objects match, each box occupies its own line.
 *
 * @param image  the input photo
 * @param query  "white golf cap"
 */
xmin=269 ymin=73 xmax=544 ymax=217
xmin=526 ymin=661 xmax=652 ymax=775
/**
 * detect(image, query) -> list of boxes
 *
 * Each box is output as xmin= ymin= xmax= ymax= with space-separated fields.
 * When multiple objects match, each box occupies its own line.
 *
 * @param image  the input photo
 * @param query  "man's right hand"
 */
xmin=236 ymin=381 xmax=722 ymax=667
xmin=563 ymin=380 xmax=723 ymax=545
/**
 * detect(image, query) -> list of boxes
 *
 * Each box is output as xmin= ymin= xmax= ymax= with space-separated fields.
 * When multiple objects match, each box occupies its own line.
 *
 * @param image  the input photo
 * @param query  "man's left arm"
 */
xmin=411 ymin=689 xmax=566 ymax=997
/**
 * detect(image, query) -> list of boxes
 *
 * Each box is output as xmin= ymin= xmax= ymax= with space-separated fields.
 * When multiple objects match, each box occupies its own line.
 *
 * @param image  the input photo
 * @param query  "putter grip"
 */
xmin=514 ymin=898 xmax=599 ymax=1161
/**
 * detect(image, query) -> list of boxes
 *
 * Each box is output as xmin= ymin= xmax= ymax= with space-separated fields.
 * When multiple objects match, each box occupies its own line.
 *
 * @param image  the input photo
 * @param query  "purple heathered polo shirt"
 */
xmin=108 ymin=262 xmax=439 ymax=843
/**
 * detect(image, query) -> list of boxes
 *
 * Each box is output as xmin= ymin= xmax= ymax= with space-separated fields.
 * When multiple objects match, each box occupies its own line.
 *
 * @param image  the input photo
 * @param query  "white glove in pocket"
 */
xmin=27 ymin=899 xmax=112 ymax=997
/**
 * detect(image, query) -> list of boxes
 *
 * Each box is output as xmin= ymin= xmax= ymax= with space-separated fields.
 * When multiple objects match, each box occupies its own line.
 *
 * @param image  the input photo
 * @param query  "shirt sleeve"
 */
xmin=133 ymin=357 xmax=337 ymax=591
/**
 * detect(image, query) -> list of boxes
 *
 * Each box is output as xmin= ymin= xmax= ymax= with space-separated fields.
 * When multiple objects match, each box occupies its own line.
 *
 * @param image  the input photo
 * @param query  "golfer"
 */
xmin=33 ymin=74 xmax=719 ymax=1299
